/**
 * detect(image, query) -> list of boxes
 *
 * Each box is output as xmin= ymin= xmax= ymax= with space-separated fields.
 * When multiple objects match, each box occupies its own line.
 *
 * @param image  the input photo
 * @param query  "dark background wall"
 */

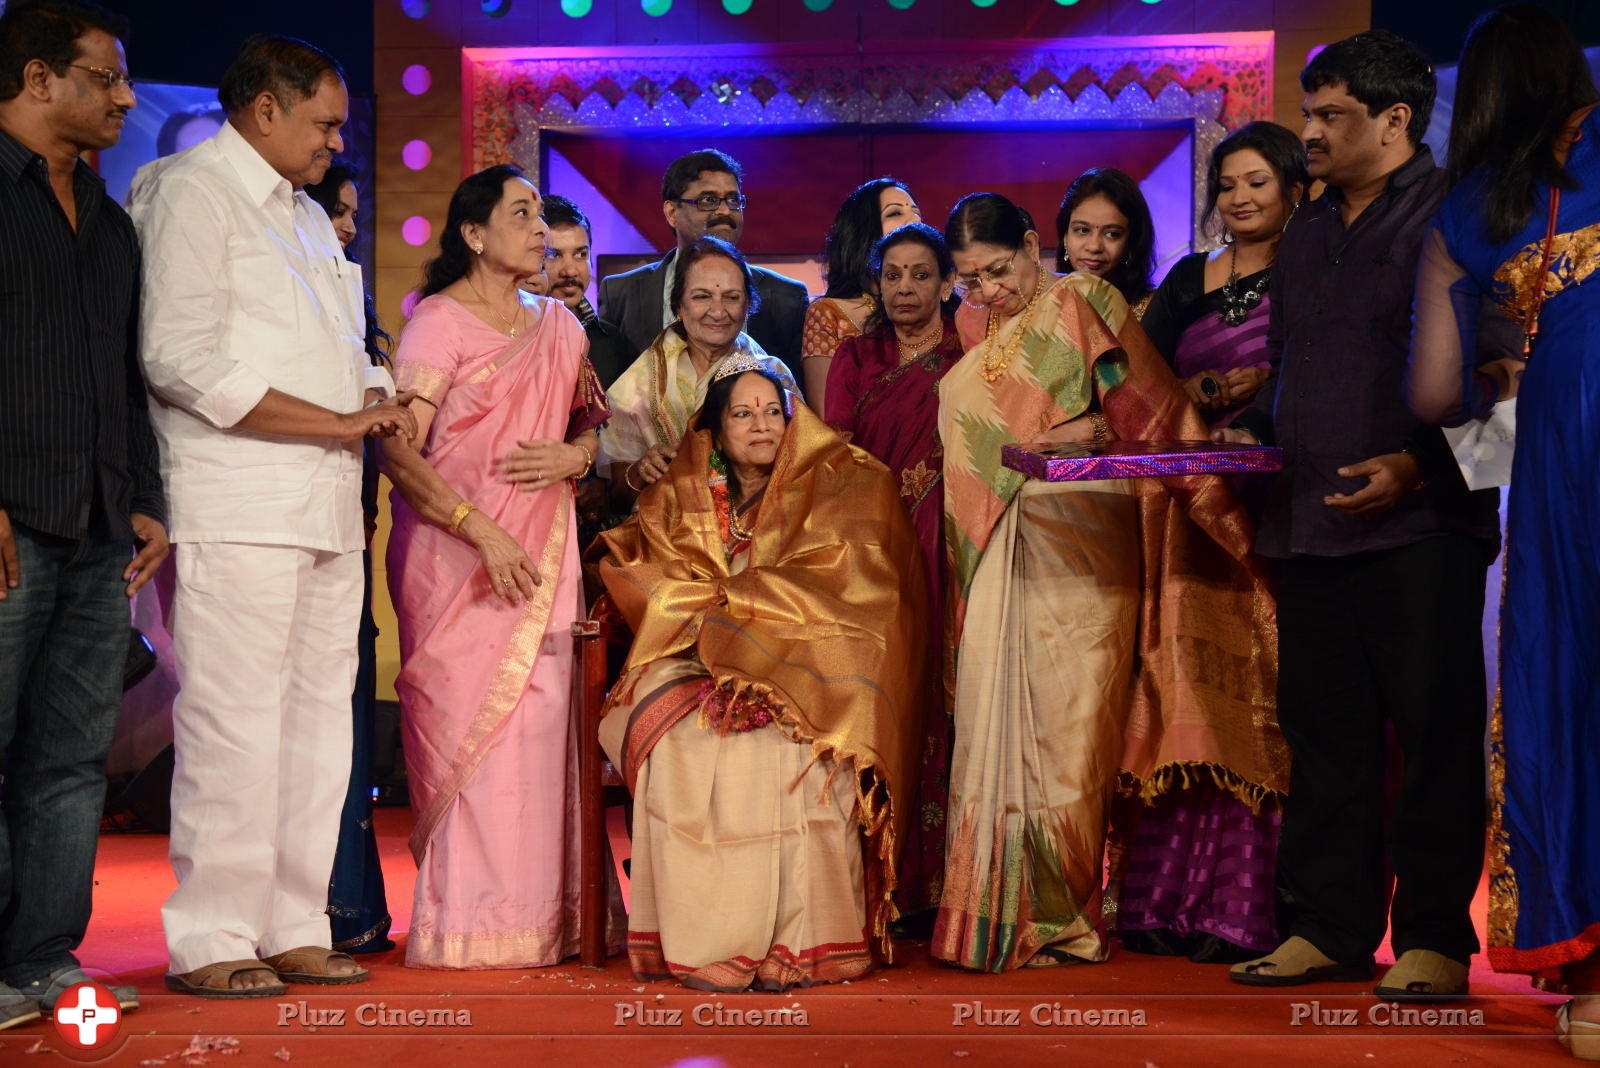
xmin=98 ymin=0 xmax=376 ymax=92
xmin=1374 ymin=0 xmax=1599 ymax=61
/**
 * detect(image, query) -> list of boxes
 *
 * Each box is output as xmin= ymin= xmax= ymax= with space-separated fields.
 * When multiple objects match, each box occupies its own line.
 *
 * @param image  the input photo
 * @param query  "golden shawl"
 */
xmin=597 ymin=404 xmax=928 ymax=957
xmin=943 ymin=273 xmax=1287 ymax=803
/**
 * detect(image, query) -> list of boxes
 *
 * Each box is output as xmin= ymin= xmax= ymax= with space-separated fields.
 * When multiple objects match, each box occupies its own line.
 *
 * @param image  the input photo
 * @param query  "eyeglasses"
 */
xmin=676 ymin=192 xmax=748 ymax=213
xmin=952 ymin=253 xmax=1018 ymax=297
xmin=70 ymin=64 xmax=135 ymax=92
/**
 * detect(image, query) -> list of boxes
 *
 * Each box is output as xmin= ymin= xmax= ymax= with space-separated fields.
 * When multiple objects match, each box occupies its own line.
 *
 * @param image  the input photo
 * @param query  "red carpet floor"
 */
xmin=7 ymin=807 xmax=1574 ymax=1067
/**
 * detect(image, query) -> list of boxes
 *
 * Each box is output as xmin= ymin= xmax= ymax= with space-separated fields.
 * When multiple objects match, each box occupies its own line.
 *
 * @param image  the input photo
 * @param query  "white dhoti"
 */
xmin=162 ymin=542 xmax=362 ymax=973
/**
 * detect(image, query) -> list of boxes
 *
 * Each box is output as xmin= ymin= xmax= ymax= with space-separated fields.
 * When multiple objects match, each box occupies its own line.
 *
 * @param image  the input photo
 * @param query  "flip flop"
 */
xmin=165 ymin=960 xmax=287 ymax=999
xmin=1558 ymin=1002 xmax=1600 ymax=1061
xmin=260 ymin=946 xmax=369 ymax=986
xmin=1375 ymin=949 xmax=1470 ymax=1002
xmin=1229 ymin=936 xmax=1371 ymax=987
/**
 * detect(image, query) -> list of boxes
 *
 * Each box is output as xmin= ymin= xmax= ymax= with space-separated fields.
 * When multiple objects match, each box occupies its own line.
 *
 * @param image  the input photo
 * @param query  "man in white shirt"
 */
xmin=128 ymin=34 xmax=415 ymax=999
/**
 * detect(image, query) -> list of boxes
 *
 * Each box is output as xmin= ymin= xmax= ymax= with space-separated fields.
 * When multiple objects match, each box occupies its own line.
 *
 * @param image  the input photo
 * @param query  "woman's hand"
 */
xmin=1479 ymin=356 xmax=1525 ymax=402
xmin=1222 ymin=365 xmax=1270 ymax=405
xmin=630 ymin=443 xmax=677 ymax=489
xmin=460 ymin=510 xmax=541 ymax=602
xmin=503 ymin=438 xmax=585 ymax=492
xmin=1035 ymin=414 xmax=1099 ymax=446
xmin=1181 ymin=371 xmax=1232 ymax=410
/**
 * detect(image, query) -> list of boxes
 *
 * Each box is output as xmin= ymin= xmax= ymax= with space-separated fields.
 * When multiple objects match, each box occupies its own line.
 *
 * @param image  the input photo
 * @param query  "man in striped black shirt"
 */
xmin=0 ymin=0 xmax=165 ymax=1027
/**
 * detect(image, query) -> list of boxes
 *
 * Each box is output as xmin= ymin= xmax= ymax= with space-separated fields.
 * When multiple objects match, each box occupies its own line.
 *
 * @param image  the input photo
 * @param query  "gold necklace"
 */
xmin=896 ymin=320 xmax=944 ymax=364
xmin=728 ymin=497 xmax=755 ymax=542
xmin=980 ymin=268 xmax=1049 ymax=383
xmin=465 ymin=275 xmax=524 ymax=337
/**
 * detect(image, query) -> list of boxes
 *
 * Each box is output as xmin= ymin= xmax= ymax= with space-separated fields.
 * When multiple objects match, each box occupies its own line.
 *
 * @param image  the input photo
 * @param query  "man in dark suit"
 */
xmin=598 ymin=148 xmax=808 ymax=386
xmin=541 ymin=194 xmax=637 ymax=389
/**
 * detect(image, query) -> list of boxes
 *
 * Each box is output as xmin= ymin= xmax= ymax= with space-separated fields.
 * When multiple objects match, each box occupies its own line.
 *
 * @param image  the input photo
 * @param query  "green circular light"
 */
xmin=561 ymin=0 xmax=592 ymax=15
xmin=971 ymin=0 xmax=998 ymax=7
xmin=889 ymin=0 xmax=915 ymax=9
xmin=723 ymin=0 xmax=752 ymax=12
xmin=1054 ymin=0 xmax=1081 ymax=5
xmin=804 ymin=0 xmax=832 ymax=9
xmin=642 ymin=0 xmax=672 ymax=16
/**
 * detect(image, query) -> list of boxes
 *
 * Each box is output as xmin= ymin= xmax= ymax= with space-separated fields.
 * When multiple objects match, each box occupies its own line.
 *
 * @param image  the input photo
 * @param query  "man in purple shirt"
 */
xmin=1220 ymin=31 xmax=1500 ymax=1002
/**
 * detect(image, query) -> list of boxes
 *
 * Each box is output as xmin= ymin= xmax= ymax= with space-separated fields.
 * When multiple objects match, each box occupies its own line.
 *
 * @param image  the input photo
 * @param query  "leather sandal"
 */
xmin=165 ymin=960 xmax=287 ymax=999
xmin=1559 ymin=1001 xmax=1600 ymax=1060
xmin=1375 ymin=949 xmax=1469 ymax=1002
xmin=1229 ymin=936 xmax=1371 ymax=987
xmin=261 ymin=946 xmax=369 ymax=986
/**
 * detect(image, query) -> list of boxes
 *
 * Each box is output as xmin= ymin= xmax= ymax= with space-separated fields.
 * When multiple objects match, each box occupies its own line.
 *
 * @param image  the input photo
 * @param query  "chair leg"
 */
xmin=574 ymin=620 xmax=609 ymax=968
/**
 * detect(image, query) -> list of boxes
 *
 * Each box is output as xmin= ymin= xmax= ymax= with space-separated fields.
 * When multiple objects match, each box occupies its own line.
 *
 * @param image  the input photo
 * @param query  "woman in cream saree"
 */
xmin=933 ymin=193 xmax=1285 ymax=972
xmin=597 ymin=368 xmax=926 ymax=991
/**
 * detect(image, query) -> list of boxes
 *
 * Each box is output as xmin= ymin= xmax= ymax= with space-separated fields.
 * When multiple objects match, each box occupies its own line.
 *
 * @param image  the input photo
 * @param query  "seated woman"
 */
xmin=933 ymin=193 xmax=1284 ymax=973
xmin=597 ymin=363 xmax=927 ymax=992
xmin=1055 ymin=167 xmax=1158 ymax=317
xmin=602 ymin=236 xmax=796 ymax=506
xmin=803 ymin=177 xmax=923 ymax=409
xmin=825 ymin=222 xmax=960 ymax=921
xmin=1141 ymin=122 xmax=1307 ymax=428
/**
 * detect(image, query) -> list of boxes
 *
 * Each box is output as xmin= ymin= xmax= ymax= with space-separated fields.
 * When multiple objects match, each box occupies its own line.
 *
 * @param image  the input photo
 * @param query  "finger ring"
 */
xmin=502 ymin=578 xmax=512 ymax=587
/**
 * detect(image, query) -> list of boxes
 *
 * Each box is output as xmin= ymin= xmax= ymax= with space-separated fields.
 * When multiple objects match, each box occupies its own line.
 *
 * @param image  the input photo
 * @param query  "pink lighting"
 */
xmin=402 ymin=216 xmax=432 ymax=247
xmin=402 ymin=64 xmax=432 ymax=96
xmin=402 ymin=140 xmax=432 ymax=170
xmin=401 ymin=290 xmax=422 ymax=319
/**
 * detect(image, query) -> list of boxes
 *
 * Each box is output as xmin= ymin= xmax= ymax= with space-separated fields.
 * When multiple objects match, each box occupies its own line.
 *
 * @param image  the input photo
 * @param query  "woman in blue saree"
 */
xmin=1408 ymin=6 xmax=1599 ymax=1057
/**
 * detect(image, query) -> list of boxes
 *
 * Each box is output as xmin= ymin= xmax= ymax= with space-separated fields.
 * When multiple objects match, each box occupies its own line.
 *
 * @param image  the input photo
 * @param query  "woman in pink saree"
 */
xmin=382 ymin=166 xmax=610 ymax=969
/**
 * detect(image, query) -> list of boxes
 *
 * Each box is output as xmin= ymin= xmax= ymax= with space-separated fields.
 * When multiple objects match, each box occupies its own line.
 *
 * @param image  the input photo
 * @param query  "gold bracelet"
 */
xmin=572 ymin=442 xmax=594 ymax=478
xmin=448 ymin=500 xmax=476 ymax=533
xmin=623 ymin=463 xmax=644 ymax=493
xmin=1089 ymin=412 xmax=1110 ymax=446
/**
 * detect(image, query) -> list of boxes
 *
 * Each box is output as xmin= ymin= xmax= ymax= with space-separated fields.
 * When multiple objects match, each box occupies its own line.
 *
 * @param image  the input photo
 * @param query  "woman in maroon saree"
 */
xmin=825 ymin=222 xmax=960 ymax=921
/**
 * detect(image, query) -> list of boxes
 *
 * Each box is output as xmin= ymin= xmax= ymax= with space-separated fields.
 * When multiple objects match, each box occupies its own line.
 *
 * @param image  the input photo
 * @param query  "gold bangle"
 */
xmin=572 ymin=442 xmax=594 ymax=478
xmin=1089 ymin=412 xmax=1110 ymax=446
xmin=448 ymin=500 xmax=476 ymax=533
xmin=623 ymin=463 xmax=644 ymax=493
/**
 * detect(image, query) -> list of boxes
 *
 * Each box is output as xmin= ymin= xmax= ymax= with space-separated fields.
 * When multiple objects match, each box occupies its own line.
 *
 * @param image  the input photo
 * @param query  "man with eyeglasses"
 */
xmin=598 ymin=148 xmax=808 ymax=387
xmin=0 ymin=0 xmax=159 ymax=1026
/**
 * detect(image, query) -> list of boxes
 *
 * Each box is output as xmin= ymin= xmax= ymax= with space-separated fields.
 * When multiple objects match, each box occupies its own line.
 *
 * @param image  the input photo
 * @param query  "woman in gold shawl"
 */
xmin=932 ymin=193 xmax=1286 ymax=973
xmin=597 ymin=359 xmax=926 ymax=992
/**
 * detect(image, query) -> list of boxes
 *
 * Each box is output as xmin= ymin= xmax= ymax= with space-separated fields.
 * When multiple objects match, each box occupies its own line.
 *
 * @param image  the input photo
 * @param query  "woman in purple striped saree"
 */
xmin=1117 ymin=122 xmax=1307 ymax=963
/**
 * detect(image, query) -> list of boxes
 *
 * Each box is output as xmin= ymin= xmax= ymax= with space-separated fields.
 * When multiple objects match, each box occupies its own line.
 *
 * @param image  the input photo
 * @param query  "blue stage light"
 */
xmin=401 ymin=0 xmax=430 ymax=18
xmin=481 ymin=0 xmax=512 ymax=16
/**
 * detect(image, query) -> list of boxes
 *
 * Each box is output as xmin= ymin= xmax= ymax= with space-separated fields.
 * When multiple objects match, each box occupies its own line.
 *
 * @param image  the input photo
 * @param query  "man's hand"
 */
xmin=0 ymin=509 xmax=16 ymax=600
xmin=338 ymin=390 xmax=419 ymax=443
xmin=1210 ymin=426 xmax=1259 ymax=445
xmin=1324 ymin=452 xmax=1421 ymax=516
xmin=126 ymin=513 xmax=170 ymax=597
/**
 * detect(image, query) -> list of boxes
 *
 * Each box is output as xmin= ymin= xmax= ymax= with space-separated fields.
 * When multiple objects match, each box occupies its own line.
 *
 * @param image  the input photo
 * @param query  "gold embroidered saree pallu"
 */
xmin=933 ymin=275 xmax=1284 ymax=972
xmin=596 ymin=405 xmax=928 ymax=976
